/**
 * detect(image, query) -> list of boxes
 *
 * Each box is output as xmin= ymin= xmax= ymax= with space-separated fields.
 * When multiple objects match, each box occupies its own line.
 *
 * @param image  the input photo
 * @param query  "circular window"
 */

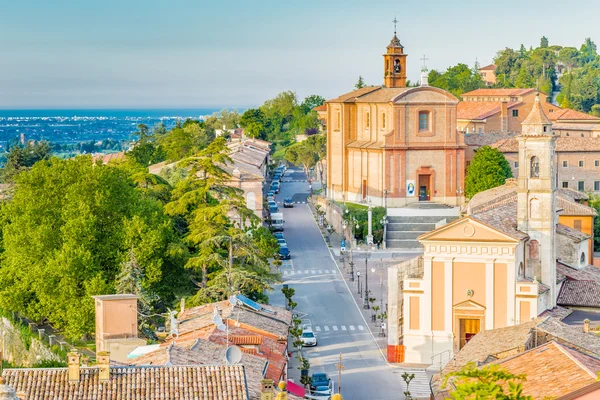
xmin=463 ymin=225 xmax=475 ymax=237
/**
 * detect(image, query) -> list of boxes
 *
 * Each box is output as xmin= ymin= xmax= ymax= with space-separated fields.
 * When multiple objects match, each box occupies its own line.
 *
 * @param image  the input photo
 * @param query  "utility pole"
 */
xmin=363 ymin=254 xmax=370 ymax=309
xmin=335 ymin=353 xmax=345 ymax=394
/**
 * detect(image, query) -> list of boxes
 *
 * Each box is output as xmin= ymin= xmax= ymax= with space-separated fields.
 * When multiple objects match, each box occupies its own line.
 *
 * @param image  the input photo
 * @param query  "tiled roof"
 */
xmin=2 ymin=364 xmax=249 ymax=400
xmin=536 ymin=317 xmax=600 ymax=357
xmin=462 ymin=88 xmax=537 ymax=97
xmin=495 ymin=341 xmax=600 ymax=399
xmin=130 ymin=340 xmax=267 ymax=400
xmin=463 ymin=132 xmax=516 ymax=147
xmin=478 ymin=64 xmax=496 ymax=71
xmin=558 ymin=280 xmax=600 ymax=307
xmin=553 ymin=123 xmax=600 ymax=131
xmin=471 ymin=200 xmax=528 ymax=240
xmin=557 ymin=195 xmax=598 ymax=216
xmin=491 ymin=135 xmax=600 ymax=152
xmin=543 ymin=102 xmax=600 ymax=121
xmin=313 ymin=104 xmax=327 ymax=112
xmin=327 ymin=86 xmax=382 ymax=103
xmin=556 ymin=223 xmax=591 ymax=242
xmin=92 ymin=151 xmax=126 ymax=164
xmin=443 ymin=320 xmax=538 ymax=374
xmin=522 ymin=95 xmax=551 ymax=125
xmin=560 ymin=187 xmax=589 ymax=201
xmin=354 ymin=87 xmax=413 ymax=103
xmin=457 ymin=101 xmax=520 ymax=120
xmin=557 ymin=380 xmax=600 ymax=400
xmin=229 ymin=335 xmax=263 ymax=345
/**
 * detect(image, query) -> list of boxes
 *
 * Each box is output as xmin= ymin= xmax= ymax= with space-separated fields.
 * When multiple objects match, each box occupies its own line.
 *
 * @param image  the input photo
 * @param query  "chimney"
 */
xmin=68 ymin=352 xmax=80 ymax=383
xmin=260 ymin=379 xmax=274 ymax=400
xmin=584 ymin=318 xmax=590 ymax=333
xmin=97 ymin=351 xmax=110 ymax=383
xmin=500 ymin=101 xmax=508 ymax=132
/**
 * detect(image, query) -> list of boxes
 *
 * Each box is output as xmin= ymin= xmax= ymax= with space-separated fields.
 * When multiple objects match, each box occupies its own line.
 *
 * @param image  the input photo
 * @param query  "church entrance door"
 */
xmin=459 ymin=318 xmax=480 ymax=349
xmin=418 ymin=175 xmax=430 ymax=201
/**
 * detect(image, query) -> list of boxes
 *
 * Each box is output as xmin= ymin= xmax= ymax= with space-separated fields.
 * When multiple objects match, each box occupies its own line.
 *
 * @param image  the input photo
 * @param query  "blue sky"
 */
xmin=0 ymin=0 xmax=598 ymax=109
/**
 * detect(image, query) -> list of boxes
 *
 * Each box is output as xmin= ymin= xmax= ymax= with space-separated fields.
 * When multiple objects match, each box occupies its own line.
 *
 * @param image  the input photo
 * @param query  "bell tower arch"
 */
xmin=383 ymin=18 xmax=407 ymax=88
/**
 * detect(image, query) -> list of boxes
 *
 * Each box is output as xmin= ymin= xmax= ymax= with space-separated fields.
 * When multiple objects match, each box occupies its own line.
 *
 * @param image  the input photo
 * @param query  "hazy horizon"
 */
xmin=1 ymin=0 xmax=598 ymax=108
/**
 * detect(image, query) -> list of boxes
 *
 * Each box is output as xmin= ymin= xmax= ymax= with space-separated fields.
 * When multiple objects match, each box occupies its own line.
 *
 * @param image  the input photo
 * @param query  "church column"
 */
xmin=422 ymin=256 xmax=432 ymax=333
xmin=507 ymin=259 xmax=516 ymax=326
xmin=444 ymin=259 xmax=453 ymax=332
xmin=485 ymin=260 xmax=494 ymax=330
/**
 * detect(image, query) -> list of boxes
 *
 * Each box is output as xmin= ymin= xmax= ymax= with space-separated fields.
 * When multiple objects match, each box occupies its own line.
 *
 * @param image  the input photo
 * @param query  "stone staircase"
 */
xmin=397 ymin=368 xmax=432 ymax=399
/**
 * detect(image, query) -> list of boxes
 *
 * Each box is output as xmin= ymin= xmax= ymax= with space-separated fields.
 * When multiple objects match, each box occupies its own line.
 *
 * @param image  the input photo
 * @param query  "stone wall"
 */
xmin=0 ymin=317 xmax=61 ymax=367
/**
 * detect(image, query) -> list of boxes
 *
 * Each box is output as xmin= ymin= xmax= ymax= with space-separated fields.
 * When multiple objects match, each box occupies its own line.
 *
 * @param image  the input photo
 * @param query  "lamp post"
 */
xmin=356 ymin=271 xmax=361 ymax=295
xmin=383 ymin=188 xmax=389 ymax=212
xmin=363 ymin=250 xmax=373 ymax=309
xmin=380 ymin=216 xmax=388 ymax=250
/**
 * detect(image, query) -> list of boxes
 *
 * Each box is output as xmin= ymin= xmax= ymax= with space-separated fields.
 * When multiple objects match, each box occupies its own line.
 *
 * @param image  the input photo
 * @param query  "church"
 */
xmin=325 ymin=32 xmax=465 ymax=207
xmin=387 ymin=96 xmax=600 ymax=364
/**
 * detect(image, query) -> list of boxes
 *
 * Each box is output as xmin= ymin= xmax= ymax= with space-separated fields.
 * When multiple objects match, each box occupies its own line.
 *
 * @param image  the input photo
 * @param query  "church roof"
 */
xmin=328 ymin=85 xmax=458 ymax=104
xmin=491 ymin=136 xmax=600 ymax=153
xmin=558 ymin=280 xmax=600 ymax=308
xmin=556 ymin=223 xmax=591 ymax=242
xmin=470 ymin=200 xmax=528 ymax=240
xmin=522 ymin=94 xmax=552 ymax=125
xmin=387 ymin=34 xmax=403 ymax=49
xmin=327 ymin=86 xmax=382 ymax=103
xmin=543 ymin=103 xmax=600 ymax=122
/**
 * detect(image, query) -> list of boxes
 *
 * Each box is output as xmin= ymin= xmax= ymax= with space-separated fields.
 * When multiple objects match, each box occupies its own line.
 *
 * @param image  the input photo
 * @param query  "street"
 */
xmin=268 ymin=169 xmax=405 ymax=400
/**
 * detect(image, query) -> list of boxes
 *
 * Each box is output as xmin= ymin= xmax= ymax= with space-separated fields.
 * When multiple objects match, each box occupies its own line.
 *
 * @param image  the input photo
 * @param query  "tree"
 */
xmin=443 ymin=362 xmax=533 ymax=400
xmin=540 ymin=36 xmax=549 ymax=48
xmin=465 ymin=146 xmax=513 ymax=198
xmin=1 ymin=141 xmax=52 ymax=183
xmin=0 ymin=156 xmax=186 ymax=338
xmin=580 ymin=38 xmax=597 ymax=64
xmin=588 ymin=195 xmax=600 ymax=251
xmin=428 ymin=63 xmax=485 ymax=98
xmin=300 ymin=95 xmax=326 ymax=113
xmin=355 ymin=76 xmax=366 ymax=89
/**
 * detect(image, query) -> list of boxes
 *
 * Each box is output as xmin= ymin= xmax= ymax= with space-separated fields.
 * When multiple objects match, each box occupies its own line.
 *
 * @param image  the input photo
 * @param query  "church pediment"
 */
xmin=418 ymin=217 xmax=519 ymax=243
xmin=453 ymin=299 xmax=486 ymax=311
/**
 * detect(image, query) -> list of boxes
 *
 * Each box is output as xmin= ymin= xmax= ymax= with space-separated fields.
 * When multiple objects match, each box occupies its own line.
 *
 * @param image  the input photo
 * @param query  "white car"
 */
xmin=301 ymin=328 xmax=317 ymax=347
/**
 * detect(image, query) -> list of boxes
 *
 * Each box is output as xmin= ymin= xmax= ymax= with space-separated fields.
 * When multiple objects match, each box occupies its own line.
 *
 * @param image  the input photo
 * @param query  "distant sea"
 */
xmin=0 ymin=108 xmax=230 ymax=145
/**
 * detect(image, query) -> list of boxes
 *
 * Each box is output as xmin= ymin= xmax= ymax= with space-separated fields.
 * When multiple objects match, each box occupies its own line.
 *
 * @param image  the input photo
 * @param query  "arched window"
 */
xmin=581 ymin=252 xmax=586 ymax=265
xmin=530 ymin=156 xmax=540 ymax=178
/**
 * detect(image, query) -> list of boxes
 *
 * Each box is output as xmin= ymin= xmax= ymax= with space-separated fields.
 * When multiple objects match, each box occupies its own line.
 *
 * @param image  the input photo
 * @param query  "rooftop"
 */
xmin=2 ymin=364 xmax=250 ymax=400
xmin=457 ymin=101 xmax=520 ymax=120
xmin=478 ymin=64 xmax=496 ymax=71
xmin=462 ymin=88 xmax=537 ymax=97
xmin=558 ymin=280 xmax=600 ymax=308
xmin=522 ymin=94 xmax=551 ymax=126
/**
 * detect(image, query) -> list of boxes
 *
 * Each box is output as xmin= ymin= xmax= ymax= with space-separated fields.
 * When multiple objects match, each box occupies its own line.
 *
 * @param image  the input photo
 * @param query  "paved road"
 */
xmin=269 ymin=169 xmax=405 ymax=400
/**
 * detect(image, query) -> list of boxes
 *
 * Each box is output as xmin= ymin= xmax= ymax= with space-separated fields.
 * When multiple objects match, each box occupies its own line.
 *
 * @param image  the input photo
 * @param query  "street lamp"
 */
xmin=380 ymin=216 xmax=388 ymax=250
xmin=383 ymin=188 xmax=389 ymax=212
xmin=356 ymin=271 xmax=361 ymax=295
xmin=366 ymin=198 xmax=374 ymax=245
xmin=363 ymin=251 xmax=373 ymax=310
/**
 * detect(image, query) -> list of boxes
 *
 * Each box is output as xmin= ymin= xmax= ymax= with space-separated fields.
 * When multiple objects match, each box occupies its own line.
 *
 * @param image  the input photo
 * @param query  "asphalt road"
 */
xmin=269 ymin=169 xmax=404 ymax=400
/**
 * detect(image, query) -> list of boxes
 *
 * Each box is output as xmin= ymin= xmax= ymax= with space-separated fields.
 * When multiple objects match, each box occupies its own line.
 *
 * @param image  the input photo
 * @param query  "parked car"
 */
xmin=277 ymin=246 xmax=291 ymax=260
xmin=277 ymin=238 xmax=287 ymax=247
xmin=269 ymin=204 xmax=279 ymax=214
xmin=274 ymin=232 xmax=284 ymax=240
xmin=273 ymin=174 xmax=281 ymax=181
xmin=301 ymin=328 xmax=317 ymax=347
xmin=270 ymin=183 xmax=280 ymax=194
xmin=310 ymin=372 xmax=330 ymax=391
xmin=267 ymin=196 xmax=275 ymax=203
xmin=283 ymin=198 xmax=293 ymax=208
xmin=267 ymin=191 xmax=275 ymax=198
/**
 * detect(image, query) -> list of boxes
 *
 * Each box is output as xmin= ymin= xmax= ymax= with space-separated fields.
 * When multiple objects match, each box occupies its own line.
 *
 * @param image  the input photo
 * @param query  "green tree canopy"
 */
xmin=465 ymin=146 xmax=513 ymax=198
xmin=428 ymin=63 xmax=485 ymax=98
xmin=1 ymin=141 xmax=52 ymax=183
xmin=0 ymin=156 xmax=186 ymax=338
xmin=355 ymin=76 xmax=366 ymax=89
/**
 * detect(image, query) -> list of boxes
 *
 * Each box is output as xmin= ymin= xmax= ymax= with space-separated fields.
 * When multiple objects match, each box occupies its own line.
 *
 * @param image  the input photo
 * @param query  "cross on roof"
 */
xmin=420 ymin=54 xmax=429 ymax=69
xmin=392 ymin=17 xmax=398 ymax=34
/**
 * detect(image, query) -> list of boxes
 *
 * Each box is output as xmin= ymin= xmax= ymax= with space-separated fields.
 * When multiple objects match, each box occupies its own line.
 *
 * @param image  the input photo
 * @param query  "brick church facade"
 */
xmin=325 ymin=33 xmax=466 ymax=207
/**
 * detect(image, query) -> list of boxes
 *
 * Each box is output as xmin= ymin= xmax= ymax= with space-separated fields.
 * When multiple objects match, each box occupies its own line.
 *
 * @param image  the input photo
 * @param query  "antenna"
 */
xmin=224 ymin=345 xmax=242 ymax=365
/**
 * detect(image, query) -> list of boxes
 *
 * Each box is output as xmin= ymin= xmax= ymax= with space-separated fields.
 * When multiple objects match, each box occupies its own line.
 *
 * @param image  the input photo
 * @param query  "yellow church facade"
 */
xmin=326 ymin=35 xmax=466 ymax=207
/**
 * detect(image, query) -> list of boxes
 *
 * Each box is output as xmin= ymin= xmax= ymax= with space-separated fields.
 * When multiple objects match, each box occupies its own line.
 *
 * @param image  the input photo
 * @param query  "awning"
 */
xmin=287 ymin=380 xmax=306 ymax=397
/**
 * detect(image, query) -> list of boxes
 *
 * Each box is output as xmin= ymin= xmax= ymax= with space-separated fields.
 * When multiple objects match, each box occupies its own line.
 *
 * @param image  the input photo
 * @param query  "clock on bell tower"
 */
xmin=383 ymin=18 xmax=407 ymax=88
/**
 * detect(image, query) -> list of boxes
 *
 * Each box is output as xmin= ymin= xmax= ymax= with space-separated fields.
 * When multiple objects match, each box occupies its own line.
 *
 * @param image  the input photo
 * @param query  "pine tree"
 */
xmin=355 ymin=76 xmax=366 ymax=89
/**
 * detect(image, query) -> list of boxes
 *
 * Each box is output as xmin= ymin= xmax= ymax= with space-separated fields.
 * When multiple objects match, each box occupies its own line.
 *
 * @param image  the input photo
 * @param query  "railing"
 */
xmin=431 ymin=349 xmax=453 ymax=371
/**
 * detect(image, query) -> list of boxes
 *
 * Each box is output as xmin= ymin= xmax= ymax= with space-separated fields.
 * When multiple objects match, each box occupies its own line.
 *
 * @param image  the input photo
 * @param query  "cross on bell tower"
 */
xmin=383 ymin=17 xmax=407 ymax=88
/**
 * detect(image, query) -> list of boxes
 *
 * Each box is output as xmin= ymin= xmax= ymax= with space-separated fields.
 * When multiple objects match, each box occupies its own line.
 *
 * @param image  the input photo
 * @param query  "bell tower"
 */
xmin=516 ymin=94 xmax=557 ymax=305
xmin=383 ymin=18 xmax=407 ymax=88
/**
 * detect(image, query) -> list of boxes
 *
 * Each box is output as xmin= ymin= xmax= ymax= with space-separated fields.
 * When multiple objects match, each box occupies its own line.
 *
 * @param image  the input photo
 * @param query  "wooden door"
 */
xmin=362 ymin=179 xmax=367 ymax=199
xmin=459 ymin=319 xmax=481 ymax=349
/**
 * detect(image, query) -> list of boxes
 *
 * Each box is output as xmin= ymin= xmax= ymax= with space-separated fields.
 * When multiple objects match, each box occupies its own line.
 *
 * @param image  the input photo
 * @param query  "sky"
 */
xmin=1 ymin=0 xmax=599 ymax=109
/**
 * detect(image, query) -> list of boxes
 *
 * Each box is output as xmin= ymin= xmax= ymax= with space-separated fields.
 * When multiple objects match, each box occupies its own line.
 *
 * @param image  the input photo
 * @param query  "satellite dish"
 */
xmin=224 ymin=345 xmax=242 ymax=365
xmin=229 ymin=295 xmax=238 ymax=306
xmin=216 ymin=323 xmax=227 ymax=331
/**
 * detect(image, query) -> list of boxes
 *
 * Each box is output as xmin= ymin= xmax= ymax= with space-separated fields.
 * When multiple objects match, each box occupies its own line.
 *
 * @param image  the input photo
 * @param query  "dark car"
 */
xmin=277 ymin=246 xmax=291 ymax=260
xmin=283 ymin=198 xmax=293 ymax=208
xmin=310 ymin=372 xmax=330 ymax=391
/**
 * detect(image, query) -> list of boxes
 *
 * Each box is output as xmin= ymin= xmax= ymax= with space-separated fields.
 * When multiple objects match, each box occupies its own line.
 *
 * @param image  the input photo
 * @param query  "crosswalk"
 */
xmin=282 ymin=269 xmax=337 ymax=276
xmin=313 ymin=324 xmax=366 ymax=332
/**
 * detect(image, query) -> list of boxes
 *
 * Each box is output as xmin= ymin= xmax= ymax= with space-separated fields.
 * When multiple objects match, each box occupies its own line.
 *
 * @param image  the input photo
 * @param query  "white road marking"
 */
xmin=311 ymin=270 xmax=316 ymax=274
xmin=341 ymin=326 xmax=347 ymax=331
xmin=318 ymin=269 xmax=323 ymax=274
xmin=358 ymin=325 xmax=364 ymax=331
xmin=324 ymin=326 xmax=330 ymax=331
xmin=332 ymin=326 xmax=338 ymax=331
xmin=315 ymin=326 xmax=321 ymax=332
xmin=349 ymin=325 xmax=355 ymax=331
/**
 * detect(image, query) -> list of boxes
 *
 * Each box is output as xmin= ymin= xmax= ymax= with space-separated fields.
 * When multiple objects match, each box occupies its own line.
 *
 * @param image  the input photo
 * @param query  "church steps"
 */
xmin=387 ymin=215 xmax=448 ymax=224
xmin=386 ymin=231 xmax=428 ymax=240
xmin=387 ymin=222 xmax=437 ymax=231
xmin=386 ymin=239 xmax=424 ymax=249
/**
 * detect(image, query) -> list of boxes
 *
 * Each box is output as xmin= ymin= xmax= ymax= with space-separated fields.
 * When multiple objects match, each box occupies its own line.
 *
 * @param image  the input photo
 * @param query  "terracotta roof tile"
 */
xmin=229 ymin=335 xmax=263 ymax=345
xmin=543 ymin=102 xmax=600 ymax=121
xmin=463 ymin=88 xmax=537 ymax=97
xmin=492 ymin=136 xmax=600 ymax=152
xmin=313 ymin=104 xmax=327 ymax=112
xmin=327 ymin=86 xmax=382 ymax=103
xmin=463 ymin=132 xmax=516 ymax=147
xmin=536 ymin=317 xmax=600 ymax=357
xmin=478 ymin=64 xmax=496 ymax=71
xmin=495 ymin=341 xmax=600 ymax=399
xmin=2 ymin=364 xmax=250 ymax=400
xmin=556 ymin=223 xmax=591 ymax=242
xmin=471 ymin=201 xmax=528 ymax=240
xmin=558 ymin=280 xmax=600 ymax=307
xmin=457 ymin=101 xmax=520 ymax=120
